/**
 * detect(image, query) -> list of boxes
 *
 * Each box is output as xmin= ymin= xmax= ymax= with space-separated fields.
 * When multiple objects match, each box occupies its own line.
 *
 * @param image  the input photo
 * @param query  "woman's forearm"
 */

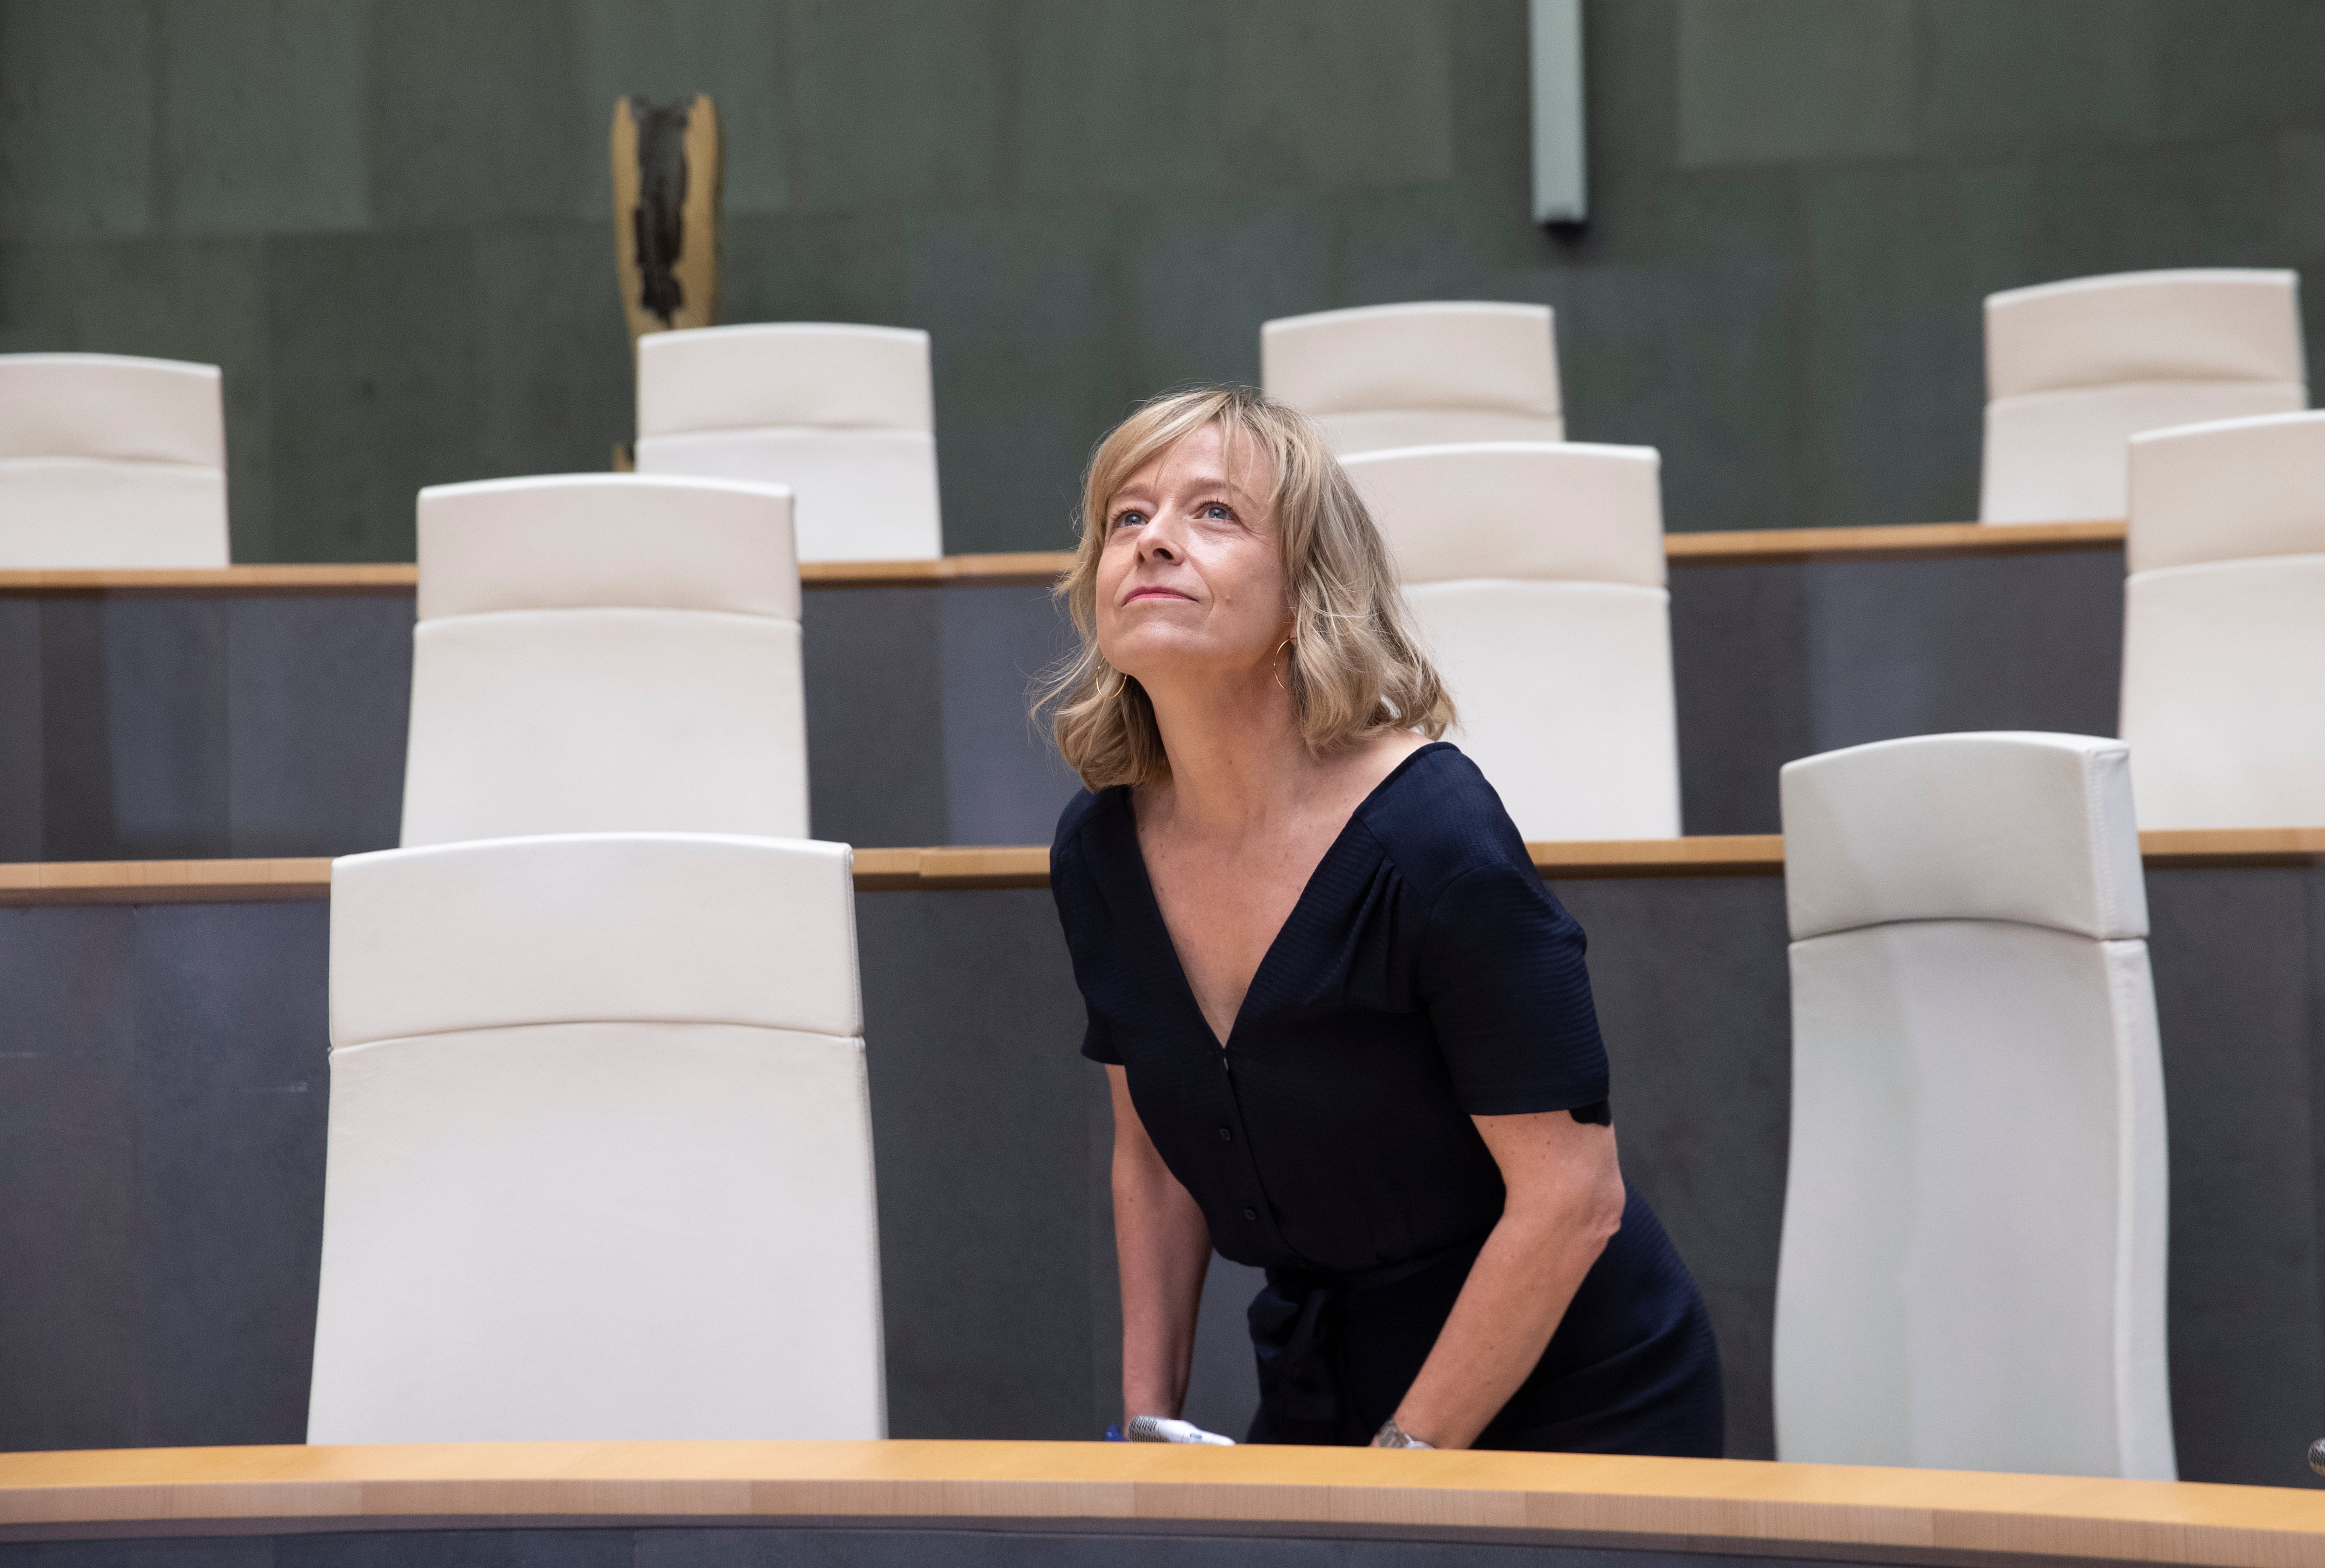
xmin=1390 ymin=1205 xmax=1611 ymax=1447
xmin=1391 ymin=1114 xmax=1627 ymax=1449
xmin=1107 ymin=1065 xmax=1214 ymax=1422
xmin=1113 ymin=1149 xmax=1213 ymax=1420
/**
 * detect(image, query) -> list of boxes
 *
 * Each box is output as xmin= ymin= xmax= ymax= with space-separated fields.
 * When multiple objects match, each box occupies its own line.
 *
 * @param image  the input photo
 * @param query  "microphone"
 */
xmin=1127 ymin=1415 xmax=1235 ymax=1445
xmin=2308 ymin=1438 xmax=2325 ymax=1476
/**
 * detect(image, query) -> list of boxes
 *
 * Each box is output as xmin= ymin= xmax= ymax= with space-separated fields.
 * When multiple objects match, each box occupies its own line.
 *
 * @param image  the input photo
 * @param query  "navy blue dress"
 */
xmin=1051 ymin=743 xmax=1723 ymax=1454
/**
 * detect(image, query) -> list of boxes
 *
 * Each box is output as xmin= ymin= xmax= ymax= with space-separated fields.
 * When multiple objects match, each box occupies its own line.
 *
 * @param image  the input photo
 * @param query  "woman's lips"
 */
xmin=1125 ymin=588 xmax=1194 ymax=603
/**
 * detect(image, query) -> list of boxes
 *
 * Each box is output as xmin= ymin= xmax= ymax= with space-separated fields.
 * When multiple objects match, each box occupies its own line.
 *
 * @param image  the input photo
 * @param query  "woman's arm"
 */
xmin=1107 ymin=1064 xmax=1215 ymax=1424
xmin=1386 ymin=1110 xmax=1627 ymax=1448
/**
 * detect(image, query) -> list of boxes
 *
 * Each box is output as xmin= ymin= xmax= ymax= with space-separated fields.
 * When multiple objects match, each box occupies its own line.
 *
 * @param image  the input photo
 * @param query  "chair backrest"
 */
xmin=1342 ymin=442 xmax=1676 ymax=839
xmin=1980 ymin=269 xmax=2306 ymax=523
xmin=2119 ymin=411 xmax=2325 ymax=828
xmin=0 ymin=353 xmax=229 ymax=567
xmin=634 ymin=323 xmax=941 ymax=562
xmin=1261 ymin=303 xmax=1563 ymax=455
xmin=1775 ymin=732 xmax=2172 ymax=1479
xmin=308 ymin=832 xmax=884 ymax=1442
xmin=400 ymin=474 xmax=808 ymax=847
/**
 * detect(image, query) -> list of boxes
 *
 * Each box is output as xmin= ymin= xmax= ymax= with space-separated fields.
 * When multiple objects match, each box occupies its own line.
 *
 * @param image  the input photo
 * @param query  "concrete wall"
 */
xmin=5 ymin=0 xmax=2323 ymax=560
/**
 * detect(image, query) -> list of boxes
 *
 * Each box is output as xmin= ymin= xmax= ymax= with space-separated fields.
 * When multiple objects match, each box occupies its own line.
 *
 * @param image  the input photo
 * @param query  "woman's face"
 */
xmin=1094 ymin=423 xmax=1289 ymax=688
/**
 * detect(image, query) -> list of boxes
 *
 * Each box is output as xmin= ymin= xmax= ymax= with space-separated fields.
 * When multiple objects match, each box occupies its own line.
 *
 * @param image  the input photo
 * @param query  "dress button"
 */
xmin=1217 ymin=1127 xmax=1233 ymax=1142
xmin=1242 ymin=1207 xmax=1258 ymax=1221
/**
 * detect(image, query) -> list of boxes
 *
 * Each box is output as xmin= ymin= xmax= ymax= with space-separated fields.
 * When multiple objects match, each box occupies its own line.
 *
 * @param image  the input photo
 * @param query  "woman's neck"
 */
xmin=1139 ymin=662 xmax=1318 ymax=835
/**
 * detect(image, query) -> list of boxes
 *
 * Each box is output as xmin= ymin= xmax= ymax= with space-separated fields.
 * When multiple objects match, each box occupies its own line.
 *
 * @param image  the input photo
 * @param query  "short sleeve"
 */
xmin=1048 ymin=795 xmax=1125 ymax=1066
xmin=1418 ymin=861 xmax=1610 ymax=1116
xmin=1081 ymin=1008 xmax=1122 ymax=1065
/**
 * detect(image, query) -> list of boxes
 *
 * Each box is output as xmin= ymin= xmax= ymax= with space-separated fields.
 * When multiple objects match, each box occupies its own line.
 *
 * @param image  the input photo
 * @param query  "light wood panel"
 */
xmin=0 ymin=523 xmax=2129 ymax=597
xmin=3 ymin=1440 xmax=2322 ymax=1564
xmin=0 ymin=858 xmax=336 ymax=905
xmin=0 ymin=564 xmax=418 ymax=594
xmin=1664 ymin=519 xmax=2125 ymax=568
xmin=1 ymin=829 xmax=2316 ymax=905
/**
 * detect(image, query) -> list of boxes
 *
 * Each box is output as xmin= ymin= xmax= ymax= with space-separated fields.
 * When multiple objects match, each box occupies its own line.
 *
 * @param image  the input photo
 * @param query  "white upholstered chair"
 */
xmin=1343 ymin=442 xmax=1678 ymax=840
xmin=2119 ymin=411 xmax=2325 ymax=828
xmin=635 ymin=323 xmax=942 ymax=562
xmin=1774 ymin=732 xmax=2173 ymax=1479
xmin=1981 ymin=269 xmax=2305 ymax=523
xmin=307 ymin=832 xmax=885 ymax=1442
xmin=1261 ymin=303 xmax=1562 ymax=456
xmin=0 ymin=352 xmax=229 ymax=567
xmin=400 ymin=474 xmax=808 ymax=847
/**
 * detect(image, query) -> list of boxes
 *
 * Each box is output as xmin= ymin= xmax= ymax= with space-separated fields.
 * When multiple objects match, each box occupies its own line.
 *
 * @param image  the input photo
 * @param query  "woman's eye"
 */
xmin=1112 ymin=510 xmax=1145 ymax=529
xmin=1200 ymin=503 xmax=1232 ymax=520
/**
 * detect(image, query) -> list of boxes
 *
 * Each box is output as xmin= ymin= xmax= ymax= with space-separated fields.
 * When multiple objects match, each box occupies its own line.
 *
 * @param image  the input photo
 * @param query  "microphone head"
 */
xmin=2309 ymin=1438 xmax=2325 ymax=1477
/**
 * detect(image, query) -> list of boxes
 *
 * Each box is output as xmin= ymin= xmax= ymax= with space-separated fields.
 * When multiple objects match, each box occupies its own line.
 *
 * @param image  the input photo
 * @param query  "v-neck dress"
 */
xmin=1051 ymin=743 xmax=1723 ymax=1454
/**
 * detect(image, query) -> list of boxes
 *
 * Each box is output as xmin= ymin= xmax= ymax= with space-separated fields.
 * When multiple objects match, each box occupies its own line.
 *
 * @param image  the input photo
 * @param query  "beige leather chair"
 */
xmin=1981 ymin=269 xmax=2305 ymax=523
xmin=307 ymin=832 xmax=885 ymax=1442
xmin=400 ymin=474 xmax=808 ymax=847
xmin=0 ymin=353 xmax=229 ymax=566
xmin=1775 ymin=732 xmax=2173 ymax=1479
xmin=1261 ymin=302 xmax=1562 ymax=456
xmin=1342 ymin=442 xmax=1677 ymax=840
xmin=2119 ymin=411 xmax=2325 ymax=828
xmin=635 ymin=323 xmax=941 ymax=561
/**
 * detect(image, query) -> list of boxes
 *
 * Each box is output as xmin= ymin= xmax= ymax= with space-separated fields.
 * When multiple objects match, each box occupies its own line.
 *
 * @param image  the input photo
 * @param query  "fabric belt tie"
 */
xmin=1247 ymin=1235 xmax=1486 ymax=1442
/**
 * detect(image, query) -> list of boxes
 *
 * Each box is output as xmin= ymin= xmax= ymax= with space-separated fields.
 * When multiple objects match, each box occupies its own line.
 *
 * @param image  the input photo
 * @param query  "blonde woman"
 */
xmin=1045 ymin=387 xmax=1722 ymax=1453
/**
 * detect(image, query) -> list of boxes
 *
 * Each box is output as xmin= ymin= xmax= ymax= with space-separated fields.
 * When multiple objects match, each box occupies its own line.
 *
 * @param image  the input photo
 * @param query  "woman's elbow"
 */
xmin=1584 ymin=1165 xmax=1627 ymax=1251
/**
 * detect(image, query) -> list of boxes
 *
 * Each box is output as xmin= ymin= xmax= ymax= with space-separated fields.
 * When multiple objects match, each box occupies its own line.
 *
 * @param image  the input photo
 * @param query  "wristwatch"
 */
xmin=1373 ymin=1418 xmax=1435 ymax=1449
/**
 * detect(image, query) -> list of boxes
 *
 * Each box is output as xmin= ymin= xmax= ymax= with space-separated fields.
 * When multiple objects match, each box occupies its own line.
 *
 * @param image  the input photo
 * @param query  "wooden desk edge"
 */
xmin=3 ymin=829 xmax=2318 ymax=905
xmin=3 ymin=1443 xmax=2322 ymax=1567
xmin=0 ymin=523 xmax=2129 ymax=597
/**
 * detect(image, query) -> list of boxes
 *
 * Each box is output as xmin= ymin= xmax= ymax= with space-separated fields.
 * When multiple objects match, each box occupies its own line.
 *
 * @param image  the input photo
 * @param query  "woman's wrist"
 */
xmin=1373 ymin=1413 xmax=1437 ymax=1448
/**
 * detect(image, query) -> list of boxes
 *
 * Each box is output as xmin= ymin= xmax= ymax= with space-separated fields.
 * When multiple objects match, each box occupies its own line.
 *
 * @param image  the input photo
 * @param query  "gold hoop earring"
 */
xmin=1273 ymin=638 xmax=1294 ymax=694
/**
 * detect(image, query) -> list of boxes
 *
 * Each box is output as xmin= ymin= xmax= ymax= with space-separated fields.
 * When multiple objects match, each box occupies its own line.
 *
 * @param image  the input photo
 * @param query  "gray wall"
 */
xmin=6 ymin=0 xmax=2323 ymax=561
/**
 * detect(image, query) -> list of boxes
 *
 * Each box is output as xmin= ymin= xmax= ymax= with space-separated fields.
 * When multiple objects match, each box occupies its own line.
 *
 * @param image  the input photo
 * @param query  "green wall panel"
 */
xmin=2 ymin=0 xmax=2321 ymax=560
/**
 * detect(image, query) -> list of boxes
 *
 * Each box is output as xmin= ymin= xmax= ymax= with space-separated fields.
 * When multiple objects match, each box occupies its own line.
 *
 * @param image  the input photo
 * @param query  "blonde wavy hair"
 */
xmin=1043 ymin=386 xmax=1454 ymax=790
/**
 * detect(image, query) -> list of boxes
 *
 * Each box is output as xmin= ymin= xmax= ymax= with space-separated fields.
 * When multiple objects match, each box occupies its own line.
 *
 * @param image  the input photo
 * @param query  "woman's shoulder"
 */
xmin=1355 ymin=742 xmax=1534 ymax=900
xmin=1051 ymin=783 xmax=1129 ymax=866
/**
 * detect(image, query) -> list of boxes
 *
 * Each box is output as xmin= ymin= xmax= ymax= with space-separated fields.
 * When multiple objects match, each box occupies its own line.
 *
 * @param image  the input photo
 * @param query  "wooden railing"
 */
xmin=0 ymin=521 xmax=2131 ymax=597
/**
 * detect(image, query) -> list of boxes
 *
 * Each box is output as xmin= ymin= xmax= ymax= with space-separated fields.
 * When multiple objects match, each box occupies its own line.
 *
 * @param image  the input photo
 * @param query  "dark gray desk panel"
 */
xmin=2 ymin=861 xmax=2319 ymax=1486
xmin=223 ymin=596 xmax=414 ymax=859
xmin=0 ymin=901 xmax=327 ymax=1453
xmin=2146 ymin=865 xmax=2325 ymax=1489
xmin=0 ymin=595 xmax=410 ymax=863
xmin=801 ymin=586 xmax=948 ymax=848
xmin=1669 ymin=547 xmax=2125 ymax=834
xmin=0 ymin=548 xmax=2127 ymax=857
xmin=853 ymin=886 xmax=1104 ymax=1440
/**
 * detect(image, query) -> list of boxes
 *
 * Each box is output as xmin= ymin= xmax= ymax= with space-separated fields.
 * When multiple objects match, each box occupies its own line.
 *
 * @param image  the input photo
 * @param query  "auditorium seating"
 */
xmin=400 ymin=474 xmax=809 ymax=847
xmin=1343 ymin=441 xmax=1679 ymax=839
xmin=1774 ymin=731 xmax=2173 ymax=1478
xmin=307 ymin=831 xmax=885 ymax=1442
xmin=1981 ymin=269 xmax=2306 ymax=523
xmin=635 ymin=323 xmax=943 ymax=561
xmin=0 ymin=352 xmax=230 ymax=567
xmin=2119 ymin=411 xmax=2325 ymax=828
xmin=1261 ymin=302 xmax=1562 ymax=455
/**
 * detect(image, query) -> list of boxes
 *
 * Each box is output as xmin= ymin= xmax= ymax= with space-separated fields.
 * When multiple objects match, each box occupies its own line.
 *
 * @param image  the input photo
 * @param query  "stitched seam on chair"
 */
xmin=416 ymin=605 xmax=798 ymax=628
xmin=330 ymin=1021 xmax=866 ymax=1053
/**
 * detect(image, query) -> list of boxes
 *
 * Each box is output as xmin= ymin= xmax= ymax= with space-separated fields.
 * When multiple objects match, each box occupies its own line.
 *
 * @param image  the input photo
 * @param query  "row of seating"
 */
xmin=1 ymin=267 xmax=2303 ymax=567
xmin=324 ymin=720 xmax=2180 ymax=1479
xmin=393 ymin=418 xmax=2324 ymax=847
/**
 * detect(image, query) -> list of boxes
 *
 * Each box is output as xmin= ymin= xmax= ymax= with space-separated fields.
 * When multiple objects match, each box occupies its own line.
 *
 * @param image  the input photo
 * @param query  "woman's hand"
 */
xmin=1108 ymin=1065 xmax=1215 ymax=1425
xmin=1384 ymin=1110 xmax=1627 ymax=1449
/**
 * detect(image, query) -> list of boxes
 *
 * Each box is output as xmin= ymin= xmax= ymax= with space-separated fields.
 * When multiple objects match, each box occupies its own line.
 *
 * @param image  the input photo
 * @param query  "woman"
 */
xmin=1045 ymin=386 xmax=1722 ymax=1453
